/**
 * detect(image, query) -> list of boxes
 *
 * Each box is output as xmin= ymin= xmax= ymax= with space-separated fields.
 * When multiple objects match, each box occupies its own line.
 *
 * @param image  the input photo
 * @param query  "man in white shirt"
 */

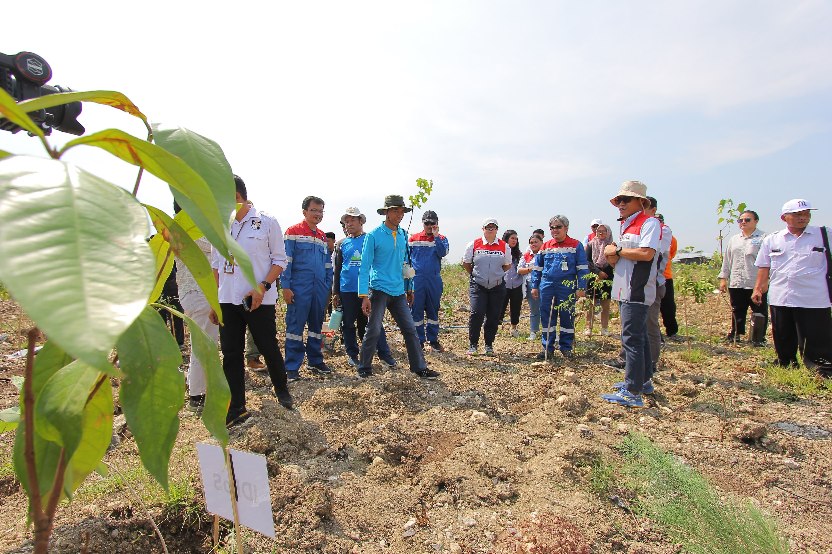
xmin=210 ymin=175 xmax=294 ymax=427
xmin=753 ymin=199 xmax=832 ymax=376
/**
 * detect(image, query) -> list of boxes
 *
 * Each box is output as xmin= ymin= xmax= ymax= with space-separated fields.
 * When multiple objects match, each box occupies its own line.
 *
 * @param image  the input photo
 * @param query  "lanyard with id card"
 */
xmin=224 ymin=221 xmax=247 ymax=273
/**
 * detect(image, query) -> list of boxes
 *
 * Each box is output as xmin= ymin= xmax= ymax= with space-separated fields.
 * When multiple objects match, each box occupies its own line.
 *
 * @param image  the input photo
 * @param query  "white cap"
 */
xmin=591 ymin=219 xmax=603 ymax=226
xmin=340 ymin=207 xmax=366 ymax=224
xmin=482 ymin=217 xmax=498 ymax=228
xmin=780 ymin=199 xmax=816 ymax=215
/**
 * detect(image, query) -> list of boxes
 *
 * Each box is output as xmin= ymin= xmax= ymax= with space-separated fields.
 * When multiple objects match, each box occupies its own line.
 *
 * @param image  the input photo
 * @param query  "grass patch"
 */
xmin=588 ymin=458 xmax=615 ymax=498
xmin=618 ymin=433 xmax=789 ymax=554
xmin=762 ymin=364 xmax=832 ymax=398
xmin=679 ymin=347 xmax=711 ymax=364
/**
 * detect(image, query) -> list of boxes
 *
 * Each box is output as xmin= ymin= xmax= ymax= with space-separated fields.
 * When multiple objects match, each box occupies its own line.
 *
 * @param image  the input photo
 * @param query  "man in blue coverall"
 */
xmin=281 ymin=195 xmax=333 ymax=380
xmin=530 ymin=214 xmax=589 ymax=360
xmin=409 ymin=210 xmax=449 ymax=352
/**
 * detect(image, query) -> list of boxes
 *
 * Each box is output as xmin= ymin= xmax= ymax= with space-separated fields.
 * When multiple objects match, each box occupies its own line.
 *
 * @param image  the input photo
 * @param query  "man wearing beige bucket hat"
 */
xmin=600 ymin=180 xmax=661 ymax=408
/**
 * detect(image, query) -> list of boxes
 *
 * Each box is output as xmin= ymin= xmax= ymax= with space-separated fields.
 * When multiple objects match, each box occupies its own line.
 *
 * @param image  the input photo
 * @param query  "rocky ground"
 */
xmin=1 ymin=284 xmax=831 ymax=553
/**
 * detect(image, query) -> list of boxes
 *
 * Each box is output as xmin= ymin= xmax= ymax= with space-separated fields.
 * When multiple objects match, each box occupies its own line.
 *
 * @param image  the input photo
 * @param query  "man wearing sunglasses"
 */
xmin=600 ymin=181 xmax=661 ymax=408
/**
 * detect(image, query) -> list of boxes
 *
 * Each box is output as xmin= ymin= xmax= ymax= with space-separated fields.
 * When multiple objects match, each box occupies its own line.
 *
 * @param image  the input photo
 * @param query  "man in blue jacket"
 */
xmin=281 ymin=196 xmax=333 ymax=380
xmin=530 ymin=215 xmax=589 ymax=360
xmin=358 ymin=195 xmax=439 ymax=380
xmin=409 ymin=210 xmax=449 ymax=352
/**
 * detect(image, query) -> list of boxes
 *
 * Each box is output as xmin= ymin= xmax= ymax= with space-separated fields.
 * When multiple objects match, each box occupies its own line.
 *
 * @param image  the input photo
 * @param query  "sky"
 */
xmin=2 ymin=1 xmax=830 ymax=261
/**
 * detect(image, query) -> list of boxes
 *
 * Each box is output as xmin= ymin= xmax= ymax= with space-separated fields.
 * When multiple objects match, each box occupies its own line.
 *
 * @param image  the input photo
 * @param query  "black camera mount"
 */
xmin=1 ymin=51 xmax=85 ymax=136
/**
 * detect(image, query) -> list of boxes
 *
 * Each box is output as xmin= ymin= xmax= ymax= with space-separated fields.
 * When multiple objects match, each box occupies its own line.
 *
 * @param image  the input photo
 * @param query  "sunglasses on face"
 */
xmin=550 ymin=225 xmax=564 ymax=230
xmin=484 ymin=225 xmax=497 ymax=230
xmin=739 ymin=218 xmax=754 ymax=223
xmin=614 ymin=196 xmax=636 ymax=205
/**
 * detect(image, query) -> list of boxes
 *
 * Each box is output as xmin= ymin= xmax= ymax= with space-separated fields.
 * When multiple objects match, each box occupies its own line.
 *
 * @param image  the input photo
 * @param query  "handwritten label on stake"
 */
xmin=196 ymin=442 xmax=275 ymax=538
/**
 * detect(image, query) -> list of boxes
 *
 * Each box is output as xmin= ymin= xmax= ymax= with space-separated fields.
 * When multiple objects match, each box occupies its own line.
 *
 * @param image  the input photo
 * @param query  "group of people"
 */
xmin=173 ymin=175 xmax=831 ymax=425
xmin=721 ymin=199 xmax=832 ymax=374
xmin=177 ymin=181 xmax=446 ymax=427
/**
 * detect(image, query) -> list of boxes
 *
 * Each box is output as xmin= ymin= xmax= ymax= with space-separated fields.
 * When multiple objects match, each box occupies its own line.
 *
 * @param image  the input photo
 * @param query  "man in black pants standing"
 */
xmin=753 ymin=198 xmax=832 ymax=376
xmin=210 ymin=175 xmax=293 ymax=427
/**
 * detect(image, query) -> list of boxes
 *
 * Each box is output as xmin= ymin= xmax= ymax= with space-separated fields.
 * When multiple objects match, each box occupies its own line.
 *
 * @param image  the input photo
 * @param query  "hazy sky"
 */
xmin=3 ymin=1 xmax=830 ymax=260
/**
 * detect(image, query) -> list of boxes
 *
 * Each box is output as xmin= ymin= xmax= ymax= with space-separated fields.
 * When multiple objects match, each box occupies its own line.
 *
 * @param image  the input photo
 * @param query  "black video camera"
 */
xmin=0 ymin=51 xmax=85 ymax=136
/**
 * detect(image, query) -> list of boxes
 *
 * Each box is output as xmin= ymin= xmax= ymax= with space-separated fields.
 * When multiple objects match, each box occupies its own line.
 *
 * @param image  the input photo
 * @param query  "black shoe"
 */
xmin=275 ymin=388 xmax=294 ymax=409
xmin=536 ymin=351 xmax=555 ymax=361
xmin=723 ymin=333 xmax=742 ymax=343
xmin=751 ymin=340 xmax=767 ymax=347
xmin=561 ymin=350 xmax=574 ymax=359
xmin=187 ymin=394 xmax=205 ymax=414
xmin=603 ymin=358 xmax=626 ymax=370
xmin=226 ymin=409 xmax=250 ymax=428
xmin=286 ymin=370 xmax=301 ymax=382
xmin=357 ymin=367 xmax=373 ymax=378
xmin=428 ymin=341 xmax=445 ymax=352
xmin=308 ymin=362 xmax=333 ymax=376
xmin=412 ymin=368 xmax=440 ymax=379
xmin=379 ymin=356 xmax=399 ymax=369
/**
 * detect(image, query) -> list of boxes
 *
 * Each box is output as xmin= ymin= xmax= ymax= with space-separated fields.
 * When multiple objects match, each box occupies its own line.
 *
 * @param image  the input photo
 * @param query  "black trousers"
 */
xmin=728 ymin=288 xmax=767 ymax=336
xmin=219 ymin=303 xmax=287 ymax=414
xmin=469 ymin=281 xmax=506 ymax=347
xmin=770 ymin=306 xmax=832 ymax=367
xmin=660 ymin=278 xmax=679 ymax=337
xmin=501 ymin=286 xmax=524 ymax=326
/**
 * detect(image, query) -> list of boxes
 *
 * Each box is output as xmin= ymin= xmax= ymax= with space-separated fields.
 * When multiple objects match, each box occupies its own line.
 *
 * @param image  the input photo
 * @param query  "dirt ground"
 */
xmin=1 ymin=289 xmax=831 ymax=553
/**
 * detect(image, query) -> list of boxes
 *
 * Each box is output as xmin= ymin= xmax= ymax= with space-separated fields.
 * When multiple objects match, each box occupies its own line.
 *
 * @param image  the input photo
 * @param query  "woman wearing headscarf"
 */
xmin=585 ymin=223 xmax=614 ymax=335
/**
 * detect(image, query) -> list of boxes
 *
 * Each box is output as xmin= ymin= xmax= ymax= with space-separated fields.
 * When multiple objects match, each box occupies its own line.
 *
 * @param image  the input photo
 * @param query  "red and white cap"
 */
xmin=780 ymin=199 xmax=816 ymax=215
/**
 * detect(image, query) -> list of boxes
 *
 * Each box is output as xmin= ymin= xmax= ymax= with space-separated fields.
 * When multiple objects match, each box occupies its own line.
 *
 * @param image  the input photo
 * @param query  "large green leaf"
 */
xmin=174 ymin=208 xmax=204 ymax=240
xmin=34 ymin=361 xmax=101 ymax=458
xmin=146 ymin=205 xmax=221 ymax=320
xmin=58 ymin=129 xmax=231 ymax=264
xmin=18 ymin=90 xmax=148 ymax=126
xmin=0 ymin=88 xmax=45 ymax=138
xmin=0 ymin=157 xmax=154 ymax=366
xmin=151 ymin=124 xmax=236 ymax=225
xmin=148 ymin=233 xmax=174 ymax=304
xmin=13 ymin=421 xmax=63 ymax=500
xmin=63 ymin=375 xmax=113 ymax=497
xmin=160 ymin=305 xmax=229 ymax=446
xmin=12 ymin=341 xmax=73 ymax=497
xmin=117 ymin=306 xmax=184 ymax=489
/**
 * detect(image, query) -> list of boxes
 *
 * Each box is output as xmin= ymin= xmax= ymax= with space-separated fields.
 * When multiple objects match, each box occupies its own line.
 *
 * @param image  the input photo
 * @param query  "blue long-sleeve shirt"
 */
xmin=358 ymin=223 xmax=413 ymax=297
xmin=530 ymin=236 xmax=589 ymax=291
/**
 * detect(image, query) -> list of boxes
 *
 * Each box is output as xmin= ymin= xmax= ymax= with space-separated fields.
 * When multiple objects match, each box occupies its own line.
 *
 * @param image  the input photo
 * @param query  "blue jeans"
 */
xmin=359 ymin=290 xmax=426 ymax=372
xmin=340 ymin=291 xmax=392 ymax=360
xmin=525 ymin=285 xmax=540 ymax=333
xmin=620 ymin=301 xmax=651 ymax=394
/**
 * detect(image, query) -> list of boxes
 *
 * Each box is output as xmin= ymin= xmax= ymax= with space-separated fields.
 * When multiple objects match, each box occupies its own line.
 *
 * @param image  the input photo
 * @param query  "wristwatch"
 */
xmin=615 ymin=246 xmax=623 ymax=256
xmin=260 ymin=280 xmax=272 ymax=291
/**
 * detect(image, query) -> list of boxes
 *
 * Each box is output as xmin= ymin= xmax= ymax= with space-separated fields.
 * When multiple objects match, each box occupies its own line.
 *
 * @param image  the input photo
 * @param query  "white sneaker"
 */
xmin=527 ymin=332 xmax=537 ymax=341
xmin=600 ymin=328 xmax=611 ymax=336
xmin=510 ymin=326 xmax=519 ymax=338
xmin=584 ymin=328 xmax=592 ymax=336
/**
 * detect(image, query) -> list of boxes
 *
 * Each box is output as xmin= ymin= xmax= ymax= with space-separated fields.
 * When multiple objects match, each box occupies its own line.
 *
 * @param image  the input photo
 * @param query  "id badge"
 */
xmin=223 ymin=260 xmax=235 ymax=274
xmin=561 ymin=259 xmax=568 ymax=272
